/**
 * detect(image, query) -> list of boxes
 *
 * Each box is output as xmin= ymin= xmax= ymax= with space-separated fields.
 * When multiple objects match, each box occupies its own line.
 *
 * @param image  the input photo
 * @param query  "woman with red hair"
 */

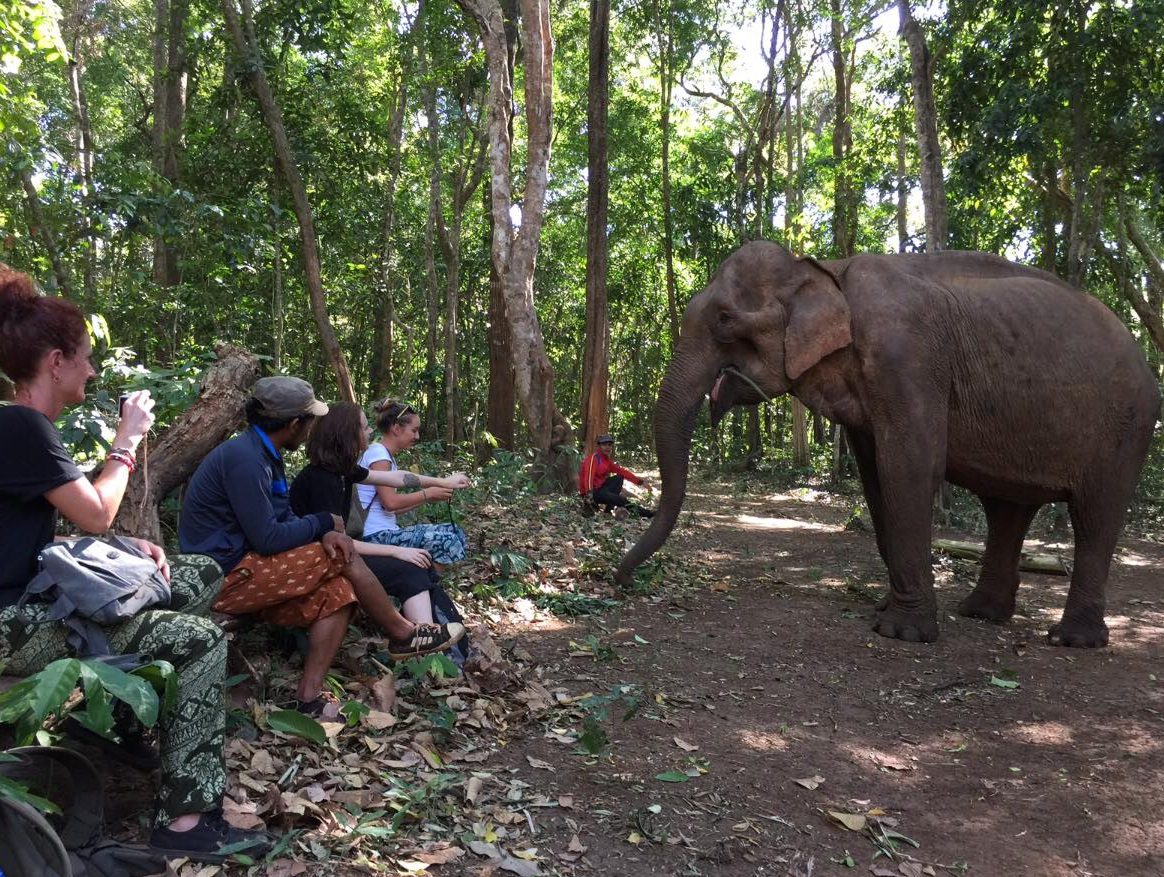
xmin=0 ymin=268 xmax=271 ymax=863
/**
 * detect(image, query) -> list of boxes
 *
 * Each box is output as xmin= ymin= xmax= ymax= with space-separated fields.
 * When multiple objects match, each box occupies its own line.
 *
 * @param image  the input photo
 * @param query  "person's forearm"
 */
xmin=354 ymin=541 xmax=412 ymax=559
xmin=373 ymin=482 xmax=428 ymax=512
xmin=82 ymin=462 xmax=132 ymax=531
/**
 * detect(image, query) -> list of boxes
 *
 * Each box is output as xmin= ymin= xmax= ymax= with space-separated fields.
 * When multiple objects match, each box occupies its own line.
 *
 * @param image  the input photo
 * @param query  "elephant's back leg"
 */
xmin=1052 ymin=428 xmax=1153 ymax=647
xmin=957 ymin=497 xmax=1040 ymax=623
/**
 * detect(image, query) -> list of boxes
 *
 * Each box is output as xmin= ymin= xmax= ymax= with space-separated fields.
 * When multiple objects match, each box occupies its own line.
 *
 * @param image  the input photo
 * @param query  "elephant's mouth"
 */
xmin=709 ymin=367 xmax=735 ymax=427
xmin=710 ymin=365 xmax=772 ymax=427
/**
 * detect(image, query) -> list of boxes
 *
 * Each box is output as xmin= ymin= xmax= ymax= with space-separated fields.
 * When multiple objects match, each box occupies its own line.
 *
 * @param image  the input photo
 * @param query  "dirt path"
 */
xmin=491 ymin=477 xmax=1164 ymax=877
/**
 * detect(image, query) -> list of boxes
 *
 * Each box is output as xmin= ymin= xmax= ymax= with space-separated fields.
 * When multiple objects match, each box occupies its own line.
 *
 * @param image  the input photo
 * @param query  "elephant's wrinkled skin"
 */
xmin=617 ymin=242 xmax=1160 ymax=646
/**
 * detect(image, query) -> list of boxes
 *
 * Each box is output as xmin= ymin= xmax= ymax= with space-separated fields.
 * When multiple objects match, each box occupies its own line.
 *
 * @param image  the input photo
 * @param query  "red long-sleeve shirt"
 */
xmin=578 ymin=451 xmax=642 ymax=495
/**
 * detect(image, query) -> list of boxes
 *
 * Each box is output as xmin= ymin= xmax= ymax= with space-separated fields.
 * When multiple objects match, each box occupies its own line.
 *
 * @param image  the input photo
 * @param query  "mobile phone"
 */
xmin=118 ymin=392 xmax=129 ymax=416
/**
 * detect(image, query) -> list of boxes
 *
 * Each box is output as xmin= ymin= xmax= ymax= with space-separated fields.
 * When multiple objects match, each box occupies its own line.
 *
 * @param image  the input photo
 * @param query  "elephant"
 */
xmin=616 ymin=241 xmax=1160 ymax=647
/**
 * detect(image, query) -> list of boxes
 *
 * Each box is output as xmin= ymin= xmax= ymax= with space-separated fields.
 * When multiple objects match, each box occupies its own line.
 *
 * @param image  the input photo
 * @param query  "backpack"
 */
xmin=0 ymin=746 xmax=167 ymax=877
xmin=17 ymin=536 xmax=171 ymax=658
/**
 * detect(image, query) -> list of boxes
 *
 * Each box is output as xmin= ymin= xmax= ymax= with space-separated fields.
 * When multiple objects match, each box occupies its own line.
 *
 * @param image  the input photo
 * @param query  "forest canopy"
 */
xmin=1 ymin=0 xmax=1162 ymax=472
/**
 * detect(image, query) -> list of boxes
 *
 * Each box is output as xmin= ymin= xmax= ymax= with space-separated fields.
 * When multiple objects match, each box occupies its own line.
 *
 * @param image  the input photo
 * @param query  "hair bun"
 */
xmin=375 ymin=398 xmax=397 ymax=414
xmin=0 ymin=267 xmax=38 ymax=326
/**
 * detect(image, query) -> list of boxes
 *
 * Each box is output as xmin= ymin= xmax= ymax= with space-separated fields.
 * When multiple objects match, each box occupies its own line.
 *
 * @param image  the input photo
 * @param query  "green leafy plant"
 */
xmin=399 ymin=653 xmax=459 ymax=681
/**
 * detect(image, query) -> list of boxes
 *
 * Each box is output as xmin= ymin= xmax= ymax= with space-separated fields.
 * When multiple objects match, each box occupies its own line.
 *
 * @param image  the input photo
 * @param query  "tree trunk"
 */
xmin=271 ymin=172 xmax=284 ymax=371
xmin=221 ymin=0 xmax=355 ymax=401
xmin=1118 ymin=200 xmax=1164 ymax=357
xmin=580 ymin=0 xmax=611 ymax=451
xmin=898 ymin=0 xmax=947 ymax=252
xmin=423 ymin=200 xmax=441 ymax=435
xmin=19 ymin=163 xmax=71 ymax=296
xmin=112 ymin=344 xmax=260 ymax=543
xmin=486 ymin=192 xmax=515 ymax=449
xmin=658 ymin=23 xmax=680 ymax=344
xmin=896 ymin=132 xmax=909 ymax=252
xmin=829 ymin=0 xmax=856 ymax=259
xmin=457 ymin=0 xmax=571 ymax=486
xmin=63 ymin=1 xmax=97 ymax=307
xmin=152 ymin=0 xmax=188 ymax=301
xmin=792 ymin=399 xmax=809 ymax=467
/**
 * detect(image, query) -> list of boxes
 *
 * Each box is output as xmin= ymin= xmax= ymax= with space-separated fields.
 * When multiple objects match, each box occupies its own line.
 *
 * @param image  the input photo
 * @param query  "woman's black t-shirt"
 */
xmin=0 ymin=405 xmax=83 ymax=606
xmin=289 ymin=463 xmax=369 ymax=520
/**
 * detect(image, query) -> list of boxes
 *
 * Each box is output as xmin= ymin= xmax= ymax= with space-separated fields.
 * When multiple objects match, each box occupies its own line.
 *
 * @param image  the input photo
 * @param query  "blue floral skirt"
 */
xmin=365 ymin=523 xmax=469 ymax=564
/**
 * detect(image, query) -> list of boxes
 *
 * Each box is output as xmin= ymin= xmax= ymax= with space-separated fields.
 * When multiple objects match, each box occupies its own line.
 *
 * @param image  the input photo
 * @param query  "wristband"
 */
xmin=110 ymin=446 xmax=137 ymax=462
xmin=421 ymin=489 xmax=428 ymax=502
xmin=107 ymin=452 xmax=136 ymax=473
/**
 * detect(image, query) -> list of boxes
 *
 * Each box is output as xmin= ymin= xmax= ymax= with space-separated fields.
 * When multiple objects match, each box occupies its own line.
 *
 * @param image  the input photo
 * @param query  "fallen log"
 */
xmin=933 ymin=538 xmax=1069 ymax=576
xmin=111 ymin=344 xmax=260 ymax=544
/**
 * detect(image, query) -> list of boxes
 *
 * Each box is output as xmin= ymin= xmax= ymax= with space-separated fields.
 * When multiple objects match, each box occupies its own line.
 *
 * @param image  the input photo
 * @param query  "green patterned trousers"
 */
xmin=0 ymin=554 xmax=227 ymax=825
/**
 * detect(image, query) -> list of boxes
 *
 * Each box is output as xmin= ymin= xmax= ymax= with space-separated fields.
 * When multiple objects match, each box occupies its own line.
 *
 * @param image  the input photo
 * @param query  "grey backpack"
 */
xmin=17 ymin=536 xmax=171 ymax=658
xmin=0 ymin=746 xmax=167 ymax=877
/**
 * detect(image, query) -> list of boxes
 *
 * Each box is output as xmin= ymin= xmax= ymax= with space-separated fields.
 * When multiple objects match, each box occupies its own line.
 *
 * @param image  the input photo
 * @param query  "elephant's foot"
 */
xmin=957 ymin=588 xmax=1015 ymax=623
xmin=872 ymin=604 xmax=939 ymax=643
xmin=1047 ymin=619 xmax=1109 ymax=648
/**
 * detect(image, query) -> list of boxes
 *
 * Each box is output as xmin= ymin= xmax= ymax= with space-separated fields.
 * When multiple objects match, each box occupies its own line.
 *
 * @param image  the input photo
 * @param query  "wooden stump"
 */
xmin=112 ymin=344 xmax=260 ymax=544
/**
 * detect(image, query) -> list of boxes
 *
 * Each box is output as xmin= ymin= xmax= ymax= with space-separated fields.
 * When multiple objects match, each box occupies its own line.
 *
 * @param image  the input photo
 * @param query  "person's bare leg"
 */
xmin=344 ymin=556 xmax=415 ymax=640
xmin=298 ymin=605 xmax=355 ymax=701
xmin=402 ymin=593 xmax=435 ymax=624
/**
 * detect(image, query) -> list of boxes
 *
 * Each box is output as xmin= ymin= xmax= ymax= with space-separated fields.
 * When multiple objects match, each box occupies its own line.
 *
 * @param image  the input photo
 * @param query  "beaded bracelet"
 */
xmin=107 ymin=451 xmax=136 ymax=473
xmin=110 ymin=445 xmax=137 ymax=462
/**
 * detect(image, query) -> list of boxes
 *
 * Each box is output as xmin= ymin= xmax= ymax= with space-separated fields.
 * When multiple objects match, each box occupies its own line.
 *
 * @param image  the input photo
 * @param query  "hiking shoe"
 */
xmin=150 ymin=810 xmax=273 ymax=864
xmin=612 ymin=506 xmax=630 ymax=521
xmin=287 ymin=692 xmax=342 ymax=720
xmin=387 ymin=622 xmax=465 ymax=661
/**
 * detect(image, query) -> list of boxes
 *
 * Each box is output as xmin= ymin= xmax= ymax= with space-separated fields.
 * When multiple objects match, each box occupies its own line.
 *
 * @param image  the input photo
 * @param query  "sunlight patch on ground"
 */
xmin=1116 ymin=551 xmax=1156 ymax=567
xmin=1010 ymin=721 xmax=1075 ymax=746
xmin=736 ymin=514 xmax=842 ymax=533
xmin=735 ymin=728 xmax=791 ymax=753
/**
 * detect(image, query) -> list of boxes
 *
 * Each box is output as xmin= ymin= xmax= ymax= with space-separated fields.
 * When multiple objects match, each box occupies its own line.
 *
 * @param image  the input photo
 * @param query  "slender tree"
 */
xmin=580 ymin=0 xmax=610 ymax=450
xmin=220 ymin=0 xmax=355 ymax=401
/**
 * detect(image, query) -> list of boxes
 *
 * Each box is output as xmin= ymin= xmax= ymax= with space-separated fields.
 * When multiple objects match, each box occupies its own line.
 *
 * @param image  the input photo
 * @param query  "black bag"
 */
xmin=17 ymin=536 xmax=171 ymax=658
xmin=0 ymin=746 xmax=168 ymax=877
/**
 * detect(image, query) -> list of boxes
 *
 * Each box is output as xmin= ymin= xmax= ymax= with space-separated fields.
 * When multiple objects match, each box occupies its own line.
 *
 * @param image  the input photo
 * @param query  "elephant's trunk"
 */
xmin=616 ymin=346 xmax=716 ymax=585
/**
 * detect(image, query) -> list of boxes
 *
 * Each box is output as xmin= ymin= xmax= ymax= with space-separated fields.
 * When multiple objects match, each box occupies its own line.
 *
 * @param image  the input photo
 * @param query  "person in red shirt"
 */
xmin=578 ymin=434 xmax=655 ymax=519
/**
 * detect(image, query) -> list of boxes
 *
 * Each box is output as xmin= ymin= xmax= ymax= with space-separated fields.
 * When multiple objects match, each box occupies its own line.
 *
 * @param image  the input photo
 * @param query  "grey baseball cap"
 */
xmin=251 ymin=376 xmax=328 ymax=419
xmin=596 ymin=434 xmax=614 ymax=444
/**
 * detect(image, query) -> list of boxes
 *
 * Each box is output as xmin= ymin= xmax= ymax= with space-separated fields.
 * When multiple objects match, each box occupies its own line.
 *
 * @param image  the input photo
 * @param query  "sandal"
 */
xmin=387 ymin=622 xmax=465 ymax=661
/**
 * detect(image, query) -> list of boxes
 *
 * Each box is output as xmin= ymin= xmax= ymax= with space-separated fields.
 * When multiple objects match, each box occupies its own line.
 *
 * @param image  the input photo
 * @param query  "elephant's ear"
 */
xmin=784 ymin=259 xmax=852 ymax=381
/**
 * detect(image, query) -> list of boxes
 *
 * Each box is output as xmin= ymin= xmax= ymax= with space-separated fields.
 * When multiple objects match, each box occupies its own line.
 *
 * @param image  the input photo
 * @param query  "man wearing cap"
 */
xmin=180 ymin=377 xmax=462 ymax=715
xmin=578 ymin=434 xmax=655 ymax=519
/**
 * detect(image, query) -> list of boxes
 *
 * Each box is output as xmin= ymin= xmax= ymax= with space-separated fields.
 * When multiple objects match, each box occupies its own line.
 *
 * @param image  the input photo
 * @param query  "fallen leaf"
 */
xmin=827 ymin=810 xmax=867 ymax=832
xmin=673 ymin=737 xmax=699 ymax=752
xmin=567 ymin=835 xmax=586 ymax=853
xmin=655 ymin=770 xmax=689 ymax=783
xmin=557 ymin=795 xmax=574 ymax=809
xmin=989 ymin=676 xmax=1020 ymax=690
xmin=372 ymin=672 xmax=397 ymax=711
xmin=470 ymin=841 xmax=500 ymax=857
xmin=899 ymin=863 xmax=924 ymax=877
xmin=363 ymin=709 xmax=396 ymax=729
xmin=793 ymin=775 xmax=825 ymax=790
xmin=466 ymin=776 xmax=484 ymax=804
xmin=626 ymin=831 xmax=643 ymax=845
xmin=526 ymin=755 xmax=556 ymax=771
xmin=412 ymin=846 xmax=464 ymax=865
xmin=496 ymin=853 xmax=540 ymax=877
xmin=250 ymin=749 xmax=275 ymax=775
xmin=395 ymin=862 xmax=431 ymax=874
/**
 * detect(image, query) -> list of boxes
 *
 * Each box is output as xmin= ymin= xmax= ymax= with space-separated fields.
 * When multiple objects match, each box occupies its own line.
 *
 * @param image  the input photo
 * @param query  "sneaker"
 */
xmin=150 ymin=810 xmax=273 ymax=864
xmin=386 ymin=622 xmax=465 ymax=661
xmin=611 ymin=506 xmax=630 ymax=521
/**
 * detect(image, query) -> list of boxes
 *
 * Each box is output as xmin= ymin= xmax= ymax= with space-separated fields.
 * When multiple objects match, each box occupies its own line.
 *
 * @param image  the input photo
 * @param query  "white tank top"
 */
xmin=357 ymin=443 xmax=399 ymax=535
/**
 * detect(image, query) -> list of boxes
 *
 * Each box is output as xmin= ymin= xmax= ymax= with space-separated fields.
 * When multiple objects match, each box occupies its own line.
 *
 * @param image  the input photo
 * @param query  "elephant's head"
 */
xmin=615 ymin=241 xmax=851 ymax=584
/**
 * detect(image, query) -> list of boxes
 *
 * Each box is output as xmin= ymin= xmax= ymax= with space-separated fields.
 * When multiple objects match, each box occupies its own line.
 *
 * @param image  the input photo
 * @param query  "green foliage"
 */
xmin=0 ymin=656 xmax=175 ymax=746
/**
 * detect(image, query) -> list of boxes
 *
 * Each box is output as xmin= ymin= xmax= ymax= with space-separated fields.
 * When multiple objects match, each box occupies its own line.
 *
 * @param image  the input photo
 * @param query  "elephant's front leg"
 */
xmin=870 ymin=426 xmax=944 ymax=643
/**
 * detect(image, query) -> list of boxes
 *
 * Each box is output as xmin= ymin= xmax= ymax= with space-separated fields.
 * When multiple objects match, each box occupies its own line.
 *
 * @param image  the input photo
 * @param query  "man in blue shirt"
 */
xmin=181 ymin=377 xmax=462 ymax=715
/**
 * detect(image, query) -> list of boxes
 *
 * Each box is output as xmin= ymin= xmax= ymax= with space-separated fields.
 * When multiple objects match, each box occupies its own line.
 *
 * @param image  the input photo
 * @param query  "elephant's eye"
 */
xmin=717 ymin=310 xmax=731 ymax=324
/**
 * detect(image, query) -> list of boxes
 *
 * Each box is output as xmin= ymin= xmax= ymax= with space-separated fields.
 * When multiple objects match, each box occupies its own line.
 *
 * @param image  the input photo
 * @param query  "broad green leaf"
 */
xmin=267 ymin=709 xmax=327 ymax=745
xmin=989 ymin=676 xmax=1019 ymax=690
xmin=80 ymin=660 xmax=159 ymax=726
xmin=26 ymin=658 xmax=82 ymax=725
xmin=655 ymin=770 xmax=689 ymax=783
xmin=0 ymin=774 xmax=61 ymax=814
